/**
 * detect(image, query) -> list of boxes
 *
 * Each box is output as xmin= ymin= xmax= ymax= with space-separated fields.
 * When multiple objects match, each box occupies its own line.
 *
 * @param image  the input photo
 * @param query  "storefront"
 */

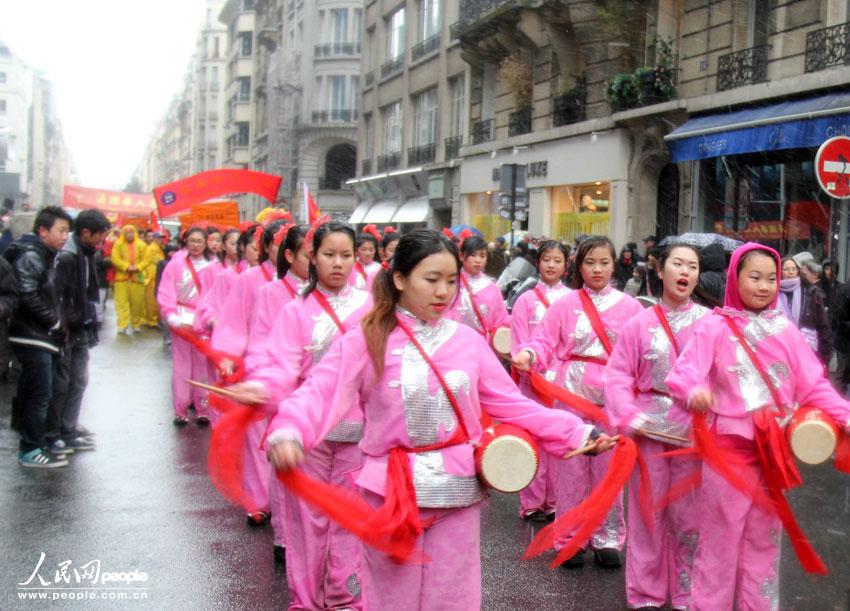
xmin=665 ymin=90 xmax=850 ymax=278
xmin=459 ymin=129 xmax=631 ymax=245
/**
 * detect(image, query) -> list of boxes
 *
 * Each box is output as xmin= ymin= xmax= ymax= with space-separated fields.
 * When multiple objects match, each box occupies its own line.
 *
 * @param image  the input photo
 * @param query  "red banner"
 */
xmin=63 ymin=185 xmax=156 ymax=215
xmin=153 ymin=169 xmax=282 ymax=218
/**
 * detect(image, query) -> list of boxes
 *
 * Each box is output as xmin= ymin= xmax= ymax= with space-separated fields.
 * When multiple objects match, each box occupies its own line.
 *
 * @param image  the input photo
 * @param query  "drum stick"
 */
xmin=637 ymin=429 xmax=690 ymax=444
xmin=185 ymin=379 xmax=242 ymax=400
xmin=563 ymin=435 xmax=621 ymax=459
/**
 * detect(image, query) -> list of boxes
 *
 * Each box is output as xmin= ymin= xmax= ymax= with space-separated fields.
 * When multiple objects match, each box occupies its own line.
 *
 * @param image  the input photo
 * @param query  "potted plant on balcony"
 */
xmin=499 ymin=56 xmax=533 ymax=136
xmin=605 ymin=72 xmax=639 ymax=112
xmin=553 ymin=75 xmax=586 ymax=126
xmin=636 ymin=37 xmax=676 ymax=107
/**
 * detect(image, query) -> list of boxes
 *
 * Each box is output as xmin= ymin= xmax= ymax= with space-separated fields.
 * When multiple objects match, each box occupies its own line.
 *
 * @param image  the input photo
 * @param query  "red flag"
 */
xmin=149 ymin=211 xmax=161 ymax=232
xmin=153 ymin=169 xmax=282 ymax=218
xmin=303 ymin=182 xmax=320 ymax=224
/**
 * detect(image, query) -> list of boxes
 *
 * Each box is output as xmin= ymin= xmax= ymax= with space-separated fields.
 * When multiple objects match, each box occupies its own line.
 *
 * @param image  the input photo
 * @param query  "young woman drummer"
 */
xmin=603 ymin=243 xmax=709 ymax=609
xmin=264 ymin=229 xmax=616 ymax=611
xmin=350 ymin=225 xmax=382 ymax=291
xmin=664 ymin=243 xmax=850 ymax=610
xmin=447 ymin=234 xmax=509 ymax=341
xmin=232 ymin=220 xmax=372 ymax=610
xmin=512 ymin=235 xmax=643 ymax=568
xmin=510 ymin=240 xmax=572 ymax=521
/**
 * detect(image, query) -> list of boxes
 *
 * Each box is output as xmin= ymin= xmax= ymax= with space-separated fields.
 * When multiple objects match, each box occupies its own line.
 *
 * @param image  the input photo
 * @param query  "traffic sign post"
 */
xmin=815 ymin=136 xmax=850 ymax=199
xmin=499 ymin=163 xmax=527 ymax=246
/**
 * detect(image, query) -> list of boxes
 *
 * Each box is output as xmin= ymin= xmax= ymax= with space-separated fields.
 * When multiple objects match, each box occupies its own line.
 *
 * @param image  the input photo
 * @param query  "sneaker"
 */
xmin=173 ymin=416 xmax=189 ymax=426
xmin=247 ymin=511 xmax=269 ymax=527
xmin=559 ymin=549 xmax=586 ymax=569
xmin=593 ymin=547 xmax=622 ymax=568
xmin=48 ymin=438 xmax=74 ymax=456
xmin=196 ymin=416 xmax=210 ymax=427
xmin=62 ymin=436 xmax=96 ymax=451
xmin=18 ymin=448 xmax=68 ymax=468
xmin=74 ymin=426 xmax=95 ymax=438
xmin=273 ymin=545 xmax=286 ymax=565
xmin=520 ymin=509 xmax=550 ymax=523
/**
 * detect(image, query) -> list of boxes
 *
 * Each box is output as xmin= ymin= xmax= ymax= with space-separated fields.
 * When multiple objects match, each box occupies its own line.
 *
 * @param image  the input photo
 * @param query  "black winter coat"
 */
xmin=0 ymin=255 xmax=17 ymax=324
xmin=54 ymin=234 xmax=99 ymax=346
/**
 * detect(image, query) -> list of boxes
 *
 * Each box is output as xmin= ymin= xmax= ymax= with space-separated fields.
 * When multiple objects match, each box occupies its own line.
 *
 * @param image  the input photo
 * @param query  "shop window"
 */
xmin=466 ymin=192 xmax=511 ymax=241
xmin=550 ymin=182 xmax=611 ymax=242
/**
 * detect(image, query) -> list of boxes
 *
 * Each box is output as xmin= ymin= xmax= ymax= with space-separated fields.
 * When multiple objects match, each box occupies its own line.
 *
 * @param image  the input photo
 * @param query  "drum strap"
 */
xmin=459 ymin=273 xmax=490 ymax=338
xmin=653 ymin=304 xmax=680 ymax=354
xmin=186 ymin=254 xmax=203 ymax=295
xmin=577 ymin=289 xmax=613 ymax=355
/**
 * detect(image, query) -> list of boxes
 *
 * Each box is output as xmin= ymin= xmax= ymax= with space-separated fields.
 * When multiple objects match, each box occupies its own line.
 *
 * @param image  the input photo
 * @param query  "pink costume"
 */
xmin=253 ymin=285 xmax=372 ymax=611
xmin=244 ymin=271 xmax=309 ymax=552
xmin=510 ymin=281 xmax=571 ymax=518
xmin=348 ymin=260 xmax=382 ymax=292
xmin=665 ymin=243 xmax=850 ymax=611
xmin=604 ymin=299 xmax=709 ymax=609
xmin=156 ymin=253 xmax=214 ymax=418
xmin=447 ymin=269 xmax=510 ymax=338
xmin=267 ymin=308 xmax=594 ymax=611
xmin=522 ymin=284 xmax=643 ymax=555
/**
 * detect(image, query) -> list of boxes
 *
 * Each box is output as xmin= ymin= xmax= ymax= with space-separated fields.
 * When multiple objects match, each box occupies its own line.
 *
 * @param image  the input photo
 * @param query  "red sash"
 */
xmin=311 ymin=290 xmax=347 ymax=334
xmin=260 ymin=263 xmax=273 ymax=283
xmin=653 ymin=304 xmax=680 ymax=354
xmin=459 ymin=274 xmax=490 ymax=337
xmin=186 ymin=255 xmax=203 ymax=295
xmin=281 ymin=277 xmax=297 ymax=299
xmin=577 ymin=289 xmax=613 ymax=355
xmin=355 ymin=261 xmax=368 ymax=281
xmin=533 ymin=286 xmax=551 ymax=309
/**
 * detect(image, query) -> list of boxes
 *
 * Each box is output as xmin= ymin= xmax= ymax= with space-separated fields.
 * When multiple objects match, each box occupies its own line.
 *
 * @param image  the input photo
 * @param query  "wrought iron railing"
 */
xmin=407 ymin=143 xmax=436 ymax=165
xmin=314 ymin=42 xmax=362 ymax=58
xmin=716 ymin=45 xmax=768 ymax=91
xmin=361 ymin=159 xmax=372 ymax=175
xmin=508 ymin=107 xmax=532 ymax=137
xmin=381 ymin=56 xmax=404 ymax=79
xmin=412 ymin=33 xmax=441 ymax=62
xmin=445 ymin=135 xmax=462 ymax=159
xmin=377 ymin=152 xmax=401 ymax=172
xmin=805 ymin=22 xmax=850 ymax=73
xmin=471 ymin=118 xmax=493 ymax=145
xmin=452 ymin=0 xmax=515 ymax=37
xmin=311 ymin=109 xmax=358 ymax=123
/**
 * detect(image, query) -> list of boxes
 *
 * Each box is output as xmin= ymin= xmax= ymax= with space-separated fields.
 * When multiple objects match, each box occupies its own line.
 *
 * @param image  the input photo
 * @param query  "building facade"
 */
xmin=192 ymin=1 xmax=229 ymax=174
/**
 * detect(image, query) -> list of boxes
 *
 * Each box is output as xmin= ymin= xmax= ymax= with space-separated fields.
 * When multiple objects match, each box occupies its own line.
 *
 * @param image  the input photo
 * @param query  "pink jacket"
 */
xmin=447 ymin=269 xmax=510 ymax=337
xmin=522 ymin=285 xmax=643 ymax=405
xmin=210 ymin=260 xmax=276 ymax=356
xmin=348 ymin=260 xmax=382 ymax=292
xmin=510 ymin=282 xmax=571 ymax=353
xmin=604 ymin=300 xmax=709 ymax=445
xmin=267 ymin=309 xmax=594 ymax=507
xmin=194 ymin=263 xmax=236 ymax=334
xmin=244 ymin=272 xmax=309 ymax=373
xmin=156 ymin=254 xmax=215 ymax=324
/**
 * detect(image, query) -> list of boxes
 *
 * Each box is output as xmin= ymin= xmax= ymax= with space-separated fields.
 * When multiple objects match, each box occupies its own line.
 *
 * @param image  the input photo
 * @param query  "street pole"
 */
xmin=510 ymin=163 xmax=517 ymax=248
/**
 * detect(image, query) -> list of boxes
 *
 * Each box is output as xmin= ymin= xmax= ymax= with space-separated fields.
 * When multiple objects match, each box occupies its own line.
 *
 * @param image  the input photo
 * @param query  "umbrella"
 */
xmin=449 ymin=224 xmax=483 ymax=238
xmin=500 ymin=230 xmax=528 ymax=247
xmin=658 ymin=232 xmax=743 ymax=253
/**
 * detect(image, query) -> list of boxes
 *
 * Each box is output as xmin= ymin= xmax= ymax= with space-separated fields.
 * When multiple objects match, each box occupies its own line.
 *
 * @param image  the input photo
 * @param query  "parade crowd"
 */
xmin=3 ymin=203 xmax=850 ymax=610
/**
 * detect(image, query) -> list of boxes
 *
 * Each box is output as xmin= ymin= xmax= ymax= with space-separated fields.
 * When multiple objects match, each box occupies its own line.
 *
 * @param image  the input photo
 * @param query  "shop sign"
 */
xmin=492 ymin=161 xmax=547 ymax=182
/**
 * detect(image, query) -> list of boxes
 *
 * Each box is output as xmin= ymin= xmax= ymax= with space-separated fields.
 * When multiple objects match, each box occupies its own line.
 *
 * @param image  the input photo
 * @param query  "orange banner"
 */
xmin=63 ymin=185 xmax=156 ymax=215
xmin=179 ymin=201 xmax=240 ymax=232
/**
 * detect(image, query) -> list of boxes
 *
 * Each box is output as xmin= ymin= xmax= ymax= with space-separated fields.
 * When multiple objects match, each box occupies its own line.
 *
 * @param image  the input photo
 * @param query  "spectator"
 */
xmin=799 ymin=258 xmax=822 ymax=293
xmin=156 ymin=243 xmax=180 ymax=346
xmin=624 ymin=263 xmax=645 ymax=297
xmin=0 ymin=255 xmax=17 ymax=382
xmin=693 ymin=242 xmax=726 ymax=308
xmin=46 ymin=209 xmax=110 ymax=456
xmin=111 ymin=225 xmax=148 ymax=335
xmin=485 ymin=237 xmax=509 ymax=279
xmin=641 ymin=234 xmax=657 ymax=261
xmin=140 ymin=230 xmax=164 ymax=328
xmin=779 ymin=257 xmax=832 ymax=366
xmin=0 ymin=198 xmax=14 ymax=254
xmin=638 ymin=246 xmax=663 ymax=298
xmin=3 ymin=205 xmax=72 ymax=468
xmin=820 ymin=259 xmax=843 ymax=328
xmin=613 ymin=243 xmax=637 ymax=290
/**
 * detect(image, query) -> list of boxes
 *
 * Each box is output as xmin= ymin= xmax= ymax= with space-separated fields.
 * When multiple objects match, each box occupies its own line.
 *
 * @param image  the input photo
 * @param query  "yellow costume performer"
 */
xmin=111 ymin=225 xmax=148 ymax=333
xmin=140 ymin=238 xmax=164 ymax=326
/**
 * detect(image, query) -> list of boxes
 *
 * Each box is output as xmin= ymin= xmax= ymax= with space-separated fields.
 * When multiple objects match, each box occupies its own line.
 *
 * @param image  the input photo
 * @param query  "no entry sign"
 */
xmin=815 ymin=136 xmax=850 ymax=199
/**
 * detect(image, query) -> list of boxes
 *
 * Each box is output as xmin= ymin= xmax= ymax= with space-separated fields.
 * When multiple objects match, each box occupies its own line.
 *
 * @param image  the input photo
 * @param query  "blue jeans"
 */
xmin=12 ymin=344 xmax=54 ymax=452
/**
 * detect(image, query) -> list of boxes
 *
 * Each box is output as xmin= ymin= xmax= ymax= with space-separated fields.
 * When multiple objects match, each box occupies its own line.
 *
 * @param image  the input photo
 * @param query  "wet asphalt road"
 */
xmin=0 ymin=304 xmax=849 ymax=610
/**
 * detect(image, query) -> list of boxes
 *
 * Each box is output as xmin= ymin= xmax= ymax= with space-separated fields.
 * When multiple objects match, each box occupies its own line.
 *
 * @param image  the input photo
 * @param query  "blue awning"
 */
xmin=665 ymin=91 xmax=850 ymax=162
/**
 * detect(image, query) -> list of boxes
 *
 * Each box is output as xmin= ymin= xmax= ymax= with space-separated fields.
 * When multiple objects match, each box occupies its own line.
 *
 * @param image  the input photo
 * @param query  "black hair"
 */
xmin=206 ymin=225 xmax=223 ymax=236
xmin=658 ymin=242 xmax=701 ymax=273
xmin=276 ymin=224 xmax=309 ymax=279
xmin=382 ymin=231 xmax=400 ymax=250
xmin=33 ymin=205 xmax=72 ymax=233
xmin=184 ymin=226 xmax=211 ymax=260
xmin=73 ymin=209 xmax=110 ymax=237
xmin=357 ymin=231 xmax=379 ymax=256
xmin=460 ymin=235 xmax=487 ymax=257
xmin=238 ymin=223 xmax=260 ymax=259
xmin=362 ymin=229 xmax=460 ymax=377
xmin=536 ymin=240 xmax=569 ymax=267
xmin=302 ymin=222 xmax=357 ymax=297
xmin=260 ymin=219 xmax=288 ymax=262
xmin=572 ymin=235 xmax=616 ymax=289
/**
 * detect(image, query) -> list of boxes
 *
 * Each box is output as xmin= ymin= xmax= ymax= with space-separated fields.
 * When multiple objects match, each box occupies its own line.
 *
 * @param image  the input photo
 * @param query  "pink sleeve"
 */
xmin=486 ymin=284 xmax=510 ymax=330
xmin=664 ymin=315 xmax=719 ymax=405
xmin=522 ymin=295 xmax=571 ymax=371
xmin=244 ymin=289 xmax=281 ymax=376
xmin=789 ymin=325 xmax=850 ymax=428
xmin=193 ymin=269 xmax=223 ymax=333
xmin=210 ymin=273 xmax=250 ymax=356
xmin=156 ymin=258 xmax=180 ymax=319
xmin=509 ymin=292 xmax=533 ymax=354
xmin=603 ymin=316 xmax=643 ymax=430
xmin=476 ymin=334 xmax=592 ymax=454
xmin=267 ymin=330 xmax=369 ymax=450
xmin=248 ymin=300 xmax=304 ymax=400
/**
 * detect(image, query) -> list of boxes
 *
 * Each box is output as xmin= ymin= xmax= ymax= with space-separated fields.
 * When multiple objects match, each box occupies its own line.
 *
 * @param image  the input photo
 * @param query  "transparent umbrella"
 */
xmin=658 ymin=232 xmax=743 ymax=253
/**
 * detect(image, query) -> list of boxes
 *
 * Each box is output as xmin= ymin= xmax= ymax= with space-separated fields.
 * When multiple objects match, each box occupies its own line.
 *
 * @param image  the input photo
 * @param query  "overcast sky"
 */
xmin=1 ymin=0 xmax=207 ymax=190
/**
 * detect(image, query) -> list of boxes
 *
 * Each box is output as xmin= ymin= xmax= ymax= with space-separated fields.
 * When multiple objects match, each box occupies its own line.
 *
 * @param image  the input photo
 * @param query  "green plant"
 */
xmin=498 ymin=56 xmax=533 ymax=109
xmin=605 ymin=73 xmax=639 ymax=112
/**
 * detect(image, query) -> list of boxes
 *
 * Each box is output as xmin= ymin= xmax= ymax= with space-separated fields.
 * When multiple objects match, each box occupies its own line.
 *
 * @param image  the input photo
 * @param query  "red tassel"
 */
xmin=835 ymin=432 xmax=850 ymax=474
xmin=524 ymin=437 xmax=636 ymax=568
xmin=528 ymin=372 xmax=609 ymax=426
xmin=634 ymin=443 xmax=655 ymax=535
xmin=207 ymin=403 xmax=265 ymax=513
xmin=654 ymin=470 xmax=702 ymax=513
xmin=753 ymin=410 xmax=802 ymax=491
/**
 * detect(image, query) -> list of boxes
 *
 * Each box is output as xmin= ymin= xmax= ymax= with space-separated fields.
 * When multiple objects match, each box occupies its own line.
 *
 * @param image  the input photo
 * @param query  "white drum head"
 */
xmin=480 ymin=436 xmax=538 ymax=492
xmin=492 ymin=327 xmax=511 ymax=355
xmin=790 ymin=421 xmax=837 ymax=465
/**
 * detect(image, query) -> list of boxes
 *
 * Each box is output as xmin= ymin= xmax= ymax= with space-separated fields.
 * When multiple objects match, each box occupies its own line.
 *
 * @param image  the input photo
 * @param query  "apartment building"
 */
xmin=349 ymin=0 xmax=465 ymax=230
xmin=220 ymin=0 xmax=257 ymax=169
xmin=192 ymin=0 xmax=229 ymax=173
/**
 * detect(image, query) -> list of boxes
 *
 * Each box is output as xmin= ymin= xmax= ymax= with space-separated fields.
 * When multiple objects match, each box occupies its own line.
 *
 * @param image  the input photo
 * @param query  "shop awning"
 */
xmin=348 ymin=201 xmax=372 ymax=224
xmin=391 ymin=197 xmax=430 ymax=223
xmin=665 ymin=91 xmax=850 ymax=162
xmin=362 ymin=200 xmax=399 ymax=223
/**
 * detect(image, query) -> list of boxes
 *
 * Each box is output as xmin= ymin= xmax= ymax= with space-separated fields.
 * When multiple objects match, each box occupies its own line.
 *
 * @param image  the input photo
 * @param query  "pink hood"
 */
xmin=724 ymin=241 xmax=781 ymax=311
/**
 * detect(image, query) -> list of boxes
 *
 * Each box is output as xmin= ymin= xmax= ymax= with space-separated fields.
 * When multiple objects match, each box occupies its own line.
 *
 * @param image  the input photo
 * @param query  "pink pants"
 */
xmin=554 ymin=414 xmax=625 ymax=552
xmin=519 ymin=450 xmax=557 ymax=517
xmin=170 ymin=333 xmax=209 ymax=418
xmin=361 ymin=491 xmax=482 ymax=611
xmin=690 ymin=436 xmax=781 ymax=611
xmin=243 ymin=418 xmax=270 ymax=514
xmin=284 ymin=440 xmax=363 ymax=610
xmin=270 ymin=478 xmax=287 ymax=547
xmin=626 ymin=437 xmax=699 ymax=609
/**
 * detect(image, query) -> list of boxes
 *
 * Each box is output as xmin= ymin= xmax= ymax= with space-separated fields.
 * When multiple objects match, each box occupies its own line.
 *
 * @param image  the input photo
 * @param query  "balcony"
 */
xmin=365 ymin=71 xmax=375 ymax=87
xmin=717 ymin=45 xmax=768 ymax=92
xmin=311 ymin=109 xmax=358 ymax=124
xmin=471 ymin=118 xmax=493 ymax=144
xmin=319 ymin=177 xmax=351 ymax=190
xmin=314 ymin=42 xmax=362 ymax=58
xmin=805 ymin=21 xmax=850 ymax=73
xmin=508 ymin=108 xmax=532 ymax=137
xmin=445 ymin=135 xmax=462 ymax=159
xmin=408 ymin=142 xmax=436 ymax=165
xmin=381 ymin=56 xmax=404 ymax=79
xmin=361 ymin=158 xmax=372 ymax=175
xmin=452 ymin=0 xmax=515 ymax=38
xmin=377 ymin=152 xmax=401 ymax=172
xmin=412 ymin=33 xmax=441 ymax=62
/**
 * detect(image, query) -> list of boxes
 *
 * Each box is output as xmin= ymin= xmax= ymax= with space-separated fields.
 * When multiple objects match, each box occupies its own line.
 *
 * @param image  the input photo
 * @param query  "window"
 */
xmin=353 ymin=9 xmax=363 ymax=44
xmin=367 ymin=28 xmax=376 ymax=69
xmin=236 ymin=122 xmax=249 ymax=146
xmin=0 ymin=141 xmax=6 ymax=171
xmin=0 ymin=72 xmax=6 ymax=83
xmin=421 ymin=0 xmax=440 ymax=40
xmin=239 ymin=32 xmax=253 ymax=56
xmin=449 ymin=76 xmax=465 ymax=136
xmin=382 ymin=101 xmax=402 ymax=153
xmin=330 ymin=76 xmax=346 ymax=120
xmin=364 ymin=113 xmax=373 ymax=158
xmin=237 ymin=77 xmax=251 ymax=101
xmin=413 ymin=87 xmax=438 ymax=146
xmin=242 ymin=0 xmax=255 ymax=10
xmin=210 ymin=66 xmax=220 ymax=90
xmin=387 ymin=8 xmax=405 ymax=61
xmin=214 ymin=37 xmax=220 ymax=58
xmin=0 ymin=99 xmax=6 ymax=115
xmin=351 ymin=76 xmax=360 ymax=115
xmin=330 ymin=9 xmax=348 ymax=44
xmin=748 ymin=0 xmax=769 ymax=47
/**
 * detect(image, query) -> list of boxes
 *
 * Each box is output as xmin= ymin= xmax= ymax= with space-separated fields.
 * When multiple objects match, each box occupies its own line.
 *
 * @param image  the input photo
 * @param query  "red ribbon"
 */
xmin=577 ymin=289 xmax=614 ymax=355
xmin=281 ymin=277 xmax=297 ymax=299
xmin=459 ymin=273 xmax=491 ymax=339
xmin=528 ymin=371 xmax=609 ymax=426
xmin=186 ymin=254 xmax=203 ymax=294
xmin=533 ymin=286 xmax=551 ymax=309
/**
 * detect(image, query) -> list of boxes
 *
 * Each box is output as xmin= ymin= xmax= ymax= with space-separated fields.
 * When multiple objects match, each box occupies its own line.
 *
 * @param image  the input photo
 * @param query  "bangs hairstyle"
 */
xmin=362 ymin=229 xmax=460 ymax=378
xmin=276 ymin=224 xmax=309 ymax=279
xmin=356 ymin=232 xmax=379 ymax=249
xmin=237 ymin=223 xmax=260 ymax=259
xmin=259 ymin=219 xmax=288 ymax=262
xmin=572 ymin=235 xmax=616 ymax=289
xmin=737 ymin=247 xmax=777 ymax=276
xmin=382 ymin=231 xmax=400 ymax=250
xmin=658 ymin=242 xmax=701 ymax=272
xmin=184 ymin=226 xmax=211 ymax=260
xmin=536 ymin=240 xmax=569 ymax=267
xmin=460 ymin=235 xmax=488 ymax=257
xmin=302 ymin=222 xmax=356 ymax=297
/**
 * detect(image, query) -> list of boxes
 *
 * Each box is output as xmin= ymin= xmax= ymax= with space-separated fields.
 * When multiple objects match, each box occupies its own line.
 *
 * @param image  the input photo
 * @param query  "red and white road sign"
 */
xmin=815 ymin=136 xmax=850 ymax=199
